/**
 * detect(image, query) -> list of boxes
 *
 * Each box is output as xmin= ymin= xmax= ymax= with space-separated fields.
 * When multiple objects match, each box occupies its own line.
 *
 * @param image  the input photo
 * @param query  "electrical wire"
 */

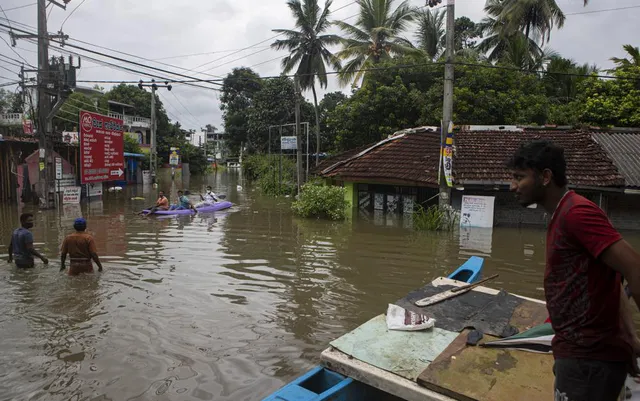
xmin=3 ymin=3 xmax=37 ymax=13
xmin=0 ymin=57 xmax=22 ymax=68
xmin=0 ymin=64 xmax=18 ymax=75
xmin=0 ymin=31 xmax=33 ymax=66
xmin=0 ymin=23 xmax=223 ymax=90
xmin=60 ymin=0 xmax=89 ymax=31
xmin=169 ymin=91 xmax=205 ymax=127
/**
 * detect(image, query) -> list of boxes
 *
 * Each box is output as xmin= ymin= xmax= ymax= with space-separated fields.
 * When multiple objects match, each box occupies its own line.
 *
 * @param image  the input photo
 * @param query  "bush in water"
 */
xmin=242 ymin=155 xmax=296 ymax=196
xmin=292 ymin=181 xmax=348 ymax=220
xmin=413 ymin=204 xmax=459 ymax=231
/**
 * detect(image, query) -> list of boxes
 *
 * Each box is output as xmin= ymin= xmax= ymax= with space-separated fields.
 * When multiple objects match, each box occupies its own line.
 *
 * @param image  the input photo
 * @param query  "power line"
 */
xmin=3 ymin=3 xmax=37 ymax=12
xmin=565 ymin=5 xmax=640 ymax=16
xmin=0 ymin=22 xmax=223 ymax=91
xmin=189 ymin=0 xmax=358 ymax=74
xmin=169 ymin=91 xmax=205 ymax=127
xmin=60 ymin=0 xmax=89 ymax=30
xmin=0 ymin=57 xmax=22 ymax=68
xmin=0 ymin=30 xmax=33 ymax=66
xmin=0 ymin=53 xmax=27 ymax=65
xmin=0 ymin=64 xmax=18 ymax=75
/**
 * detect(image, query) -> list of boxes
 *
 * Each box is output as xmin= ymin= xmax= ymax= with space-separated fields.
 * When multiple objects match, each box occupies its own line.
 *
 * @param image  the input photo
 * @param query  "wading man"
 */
xmin=7 ymin=213 xmax=49 ymax=268
xmin=508 ymin=140 xmax=640 ymax=401
xmin=60 ymin=218 xmax=103 ymax=275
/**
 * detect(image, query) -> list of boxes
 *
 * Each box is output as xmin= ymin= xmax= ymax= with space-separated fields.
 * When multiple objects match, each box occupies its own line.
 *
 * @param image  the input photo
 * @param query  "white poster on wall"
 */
xmin=89 ymin=182 xmax=103 ymax=197
xmin=63 ymin=186 xmax=81 ymax=204
xmin=460 ymin=195 xmax=495 ymax=228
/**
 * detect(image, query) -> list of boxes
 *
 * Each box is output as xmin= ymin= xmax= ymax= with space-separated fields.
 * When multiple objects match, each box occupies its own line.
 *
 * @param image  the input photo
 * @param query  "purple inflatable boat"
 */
xmin=142 ymin=201 xmax=233 ymax=215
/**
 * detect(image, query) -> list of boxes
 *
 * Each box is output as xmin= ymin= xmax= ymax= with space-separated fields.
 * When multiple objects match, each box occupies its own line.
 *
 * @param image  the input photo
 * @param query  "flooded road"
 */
xmin=1 ymin=170 xmax=639 ymax=400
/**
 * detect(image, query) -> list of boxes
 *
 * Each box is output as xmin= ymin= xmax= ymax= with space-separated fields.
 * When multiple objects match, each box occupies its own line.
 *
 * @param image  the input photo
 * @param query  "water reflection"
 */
xmin=3 ymin=170 xmax=633 ymax=400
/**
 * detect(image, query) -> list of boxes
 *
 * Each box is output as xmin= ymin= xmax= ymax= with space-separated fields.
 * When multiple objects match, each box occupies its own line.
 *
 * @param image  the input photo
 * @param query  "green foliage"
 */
xmin=124 ymin=135 xmax=142 ymax=154
xmin=454 ymin=16 xmax=481 ymax=51
xmin=334 ymin=0 xmax=420 ymax=86
xmin=242 ymin=154 xmax=296 ymax=196
xmin=221 ymin=68 xmax=263 ymax=155
xmin=0 ymin=89 xmax=22 ymax=114
xmin=413 ymin=205 xmax=459 ymax=231
xmin=292 ymin=181 xmax=348 ymax=220
xmin=180 ymin=142 xmax=209 ymax=175
xmin=53 ymin=92 xmax=98 ymax=131
xmin=245 ymin=76 xmax=315 ymax=153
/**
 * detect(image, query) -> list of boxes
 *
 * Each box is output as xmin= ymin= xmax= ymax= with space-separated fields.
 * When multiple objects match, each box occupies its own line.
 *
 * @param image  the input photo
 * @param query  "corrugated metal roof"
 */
xmin=592 ymin=132 xmax=640 ymax=188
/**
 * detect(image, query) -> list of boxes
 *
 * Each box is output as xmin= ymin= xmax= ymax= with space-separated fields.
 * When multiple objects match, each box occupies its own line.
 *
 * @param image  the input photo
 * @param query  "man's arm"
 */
xmin=24 ymin=231 xmax=48 ymax=264
xmin=601 ymin=240 xmax=640 ymax=311
xmin=88 ymin=238 xmax=102 ymax=272
xmin=7 ymin=238 xmax=12 ymax=263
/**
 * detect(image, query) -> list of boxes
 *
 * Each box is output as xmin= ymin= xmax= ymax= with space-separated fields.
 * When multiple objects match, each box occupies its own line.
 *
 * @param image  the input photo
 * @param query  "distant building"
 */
xmin=107 ymin=100 xmax=152 ymax=152
xmin=315 ymin=126 xmax=640 ymax=230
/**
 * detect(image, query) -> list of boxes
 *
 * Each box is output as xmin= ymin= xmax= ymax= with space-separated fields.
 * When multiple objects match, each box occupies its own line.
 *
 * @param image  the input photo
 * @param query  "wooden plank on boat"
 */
xmin=416 ymin=330 xmax=554 ymax=401
xmin=321 ymin=347 xmax=456 ymax=401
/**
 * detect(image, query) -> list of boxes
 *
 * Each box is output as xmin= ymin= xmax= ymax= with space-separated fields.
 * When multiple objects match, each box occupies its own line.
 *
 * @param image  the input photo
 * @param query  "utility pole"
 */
xmin=438 ymin=0 xmax=455 ymax=206
xmin=10 ymin=0 xmax=71 ymax=208
xmin=138 ymin=80 xmax=171 ymax=186
xmin=294 ymin=77 xmax=303 ymax=193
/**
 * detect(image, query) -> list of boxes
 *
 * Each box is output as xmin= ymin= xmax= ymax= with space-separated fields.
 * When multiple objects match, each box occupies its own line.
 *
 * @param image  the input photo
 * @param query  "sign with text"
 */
xmin=55 ymin=157 xmax=62 ymax=180
xmin=89 ymin=182 xmax=103 ymax=197
xmin=281 ymin=136 xmax=297 ymax=150
xmin=63 ymin=186 xmax=81 ymax=204
xmin=80 ymin=110 xmax=125 ymax=184
xmin=460 ymin=195 xmax=495 ymax=228
xmin=55 ymin=174 xmax=77 ymax=193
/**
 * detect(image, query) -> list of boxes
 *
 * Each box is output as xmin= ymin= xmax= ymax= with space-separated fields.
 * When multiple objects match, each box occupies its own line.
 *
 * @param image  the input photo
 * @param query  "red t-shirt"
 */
xmin=545 ymin=191 xmax=631 ymax=361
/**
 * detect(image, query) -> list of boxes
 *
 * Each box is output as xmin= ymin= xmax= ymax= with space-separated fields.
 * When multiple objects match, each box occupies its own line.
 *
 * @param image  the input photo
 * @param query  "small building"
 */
xmin=315 ymin=126 xmax=640 ymax=229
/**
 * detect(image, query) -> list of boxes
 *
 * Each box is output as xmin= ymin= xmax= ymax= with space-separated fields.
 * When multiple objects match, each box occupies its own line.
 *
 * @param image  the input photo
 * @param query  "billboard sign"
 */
xmin=80 ymin=111 xmax=125 ymax=184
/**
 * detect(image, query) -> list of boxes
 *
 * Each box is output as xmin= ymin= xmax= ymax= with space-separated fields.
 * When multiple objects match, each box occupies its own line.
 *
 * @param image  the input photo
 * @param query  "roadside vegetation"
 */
xmin=292 ymin=181 xmax=348 ymax=220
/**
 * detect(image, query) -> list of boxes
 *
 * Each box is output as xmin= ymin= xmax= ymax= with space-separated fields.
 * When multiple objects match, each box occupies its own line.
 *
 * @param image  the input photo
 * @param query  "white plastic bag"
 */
xmin=386 ymin=303 xmax=435 ymax=331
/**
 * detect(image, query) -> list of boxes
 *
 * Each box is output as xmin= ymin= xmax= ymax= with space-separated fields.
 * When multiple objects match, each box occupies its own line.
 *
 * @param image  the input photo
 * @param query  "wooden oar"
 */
xmin=414 ymin=274 xmax=499 ymax=307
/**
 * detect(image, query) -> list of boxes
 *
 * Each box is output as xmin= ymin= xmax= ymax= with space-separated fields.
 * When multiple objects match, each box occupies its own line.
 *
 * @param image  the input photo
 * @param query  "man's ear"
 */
xmin=542 ymin=169 xmax=554 ymax=187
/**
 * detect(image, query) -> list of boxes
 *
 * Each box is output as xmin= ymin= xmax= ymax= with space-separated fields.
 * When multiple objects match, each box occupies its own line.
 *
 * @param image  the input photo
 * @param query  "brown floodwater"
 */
xmin=1 ymin=170 xmax=639 ymax=400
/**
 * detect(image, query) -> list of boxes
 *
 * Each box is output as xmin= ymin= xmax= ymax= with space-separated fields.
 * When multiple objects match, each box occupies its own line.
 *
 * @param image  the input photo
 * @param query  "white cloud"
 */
xmin=1 ymin=0 xmax=638 ymax=131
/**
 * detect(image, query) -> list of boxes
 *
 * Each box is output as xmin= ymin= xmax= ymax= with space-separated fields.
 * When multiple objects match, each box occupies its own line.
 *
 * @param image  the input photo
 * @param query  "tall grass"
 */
xmin=242 ymin=155 xmax=296 ymax=196
xmin=413 ymin=204 xmax=459 ymax=231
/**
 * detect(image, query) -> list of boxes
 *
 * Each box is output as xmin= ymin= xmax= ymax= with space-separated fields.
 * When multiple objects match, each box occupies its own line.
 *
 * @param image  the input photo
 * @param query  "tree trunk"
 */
xmin=311 ymin=83 xmax=321 ymax=166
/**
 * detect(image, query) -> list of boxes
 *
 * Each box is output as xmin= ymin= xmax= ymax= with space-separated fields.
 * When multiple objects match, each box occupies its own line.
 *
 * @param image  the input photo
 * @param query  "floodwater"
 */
xmin=1 ymin=170 xmax=639 ymax=401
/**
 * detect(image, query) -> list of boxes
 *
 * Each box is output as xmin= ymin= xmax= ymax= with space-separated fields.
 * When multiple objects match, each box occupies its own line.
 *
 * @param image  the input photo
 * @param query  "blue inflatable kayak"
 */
xmin=142 ymin=201 xmax=233 ymax=215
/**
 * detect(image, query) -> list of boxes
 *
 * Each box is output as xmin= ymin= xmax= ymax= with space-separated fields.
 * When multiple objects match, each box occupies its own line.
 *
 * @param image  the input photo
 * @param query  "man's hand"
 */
xmin=98 ymin=266 xmax=103 ymax=272
xmin=7 ymin=256 xmax=12 ymax=263
xmin=41 ymin=257 xmax=49 ymax=265
xmin=60 ymin=264 xmax=65 ymax=272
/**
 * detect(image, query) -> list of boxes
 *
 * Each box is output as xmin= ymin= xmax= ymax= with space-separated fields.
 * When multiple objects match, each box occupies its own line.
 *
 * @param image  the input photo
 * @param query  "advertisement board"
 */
xmin=80 ymin=111 xmax=125 ymax=184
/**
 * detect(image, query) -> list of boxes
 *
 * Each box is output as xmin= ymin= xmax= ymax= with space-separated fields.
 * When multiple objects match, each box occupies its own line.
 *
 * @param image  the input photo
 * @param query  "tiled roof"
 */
xmin=312 ymin=143 xmax=374 ymax=174
xmin=454 ymin=130 xmax=624 ymax=187
xmin=318 ymin=128 xmax=441 ymax=186
xmin=591 ymin=131 xmax=640 ymax=188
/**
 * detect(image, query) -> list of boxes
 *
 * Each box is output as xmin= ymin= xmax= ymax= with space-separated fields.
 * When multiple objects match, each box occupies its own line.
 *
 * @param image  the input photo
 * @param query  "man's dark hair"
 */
xmin=20 ymin=213 xmax=33 ymax=224
xmin=178 ymin=190 xmax=183 ymax=194
xmin=507 ymin=140 xmax=568 ymax=187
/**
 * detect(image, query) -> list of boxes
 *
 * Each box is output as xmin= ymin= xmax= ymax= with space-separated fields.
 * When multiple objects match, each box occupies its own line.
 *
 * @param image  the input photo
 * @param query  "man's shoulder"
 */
xmin=560 ymin=192 xmax=602 ymax=216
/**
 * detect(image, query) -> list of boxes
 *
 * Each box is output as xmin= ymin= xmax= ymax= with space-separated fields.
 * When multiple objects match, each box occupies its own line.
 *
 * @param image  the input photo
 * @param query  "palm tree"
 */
xmin=271 ymin=0 xmax=342 ymax=165
xmin=610 ymin=44 xmax=640 ymax=71
xmin=478 ymin=13 xmax=543 ymax=64
xmin=415 ymin=9 xmax=445 ymax=61
xmin=334 ymin=0 xmax=418 ymax=86
xmin=544 ymin=56 xmax=598 ymax=100
xmin=498 ymin=0 xmax=565 ymax=45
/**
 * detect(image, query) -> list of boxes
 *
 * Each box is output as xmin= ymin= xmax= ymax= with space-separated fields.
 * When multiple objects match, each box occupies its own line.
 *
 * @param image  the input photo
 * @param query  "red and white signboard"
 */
xmin=79 ymin=110 xmax=125 ymax=184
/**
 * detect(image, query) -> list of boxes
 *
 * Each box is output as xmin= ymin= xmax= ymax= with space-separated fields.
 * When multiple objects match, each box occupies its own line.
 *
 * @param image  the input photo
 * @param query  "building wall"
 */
xmin=453 ymin=189 xmax=640 ymax=231
xmin=453 ymin=190 xmax=549 ymax=227
xmin=606 ymin=193 xmax=640 ymax=231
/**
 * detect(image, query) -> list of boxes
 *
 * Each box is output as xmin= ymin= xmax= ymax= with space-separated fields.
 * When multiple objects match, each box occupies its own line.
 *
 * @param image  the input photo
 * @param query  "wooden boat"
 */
xmin=262 ymin=257 xmax=485 ymax=401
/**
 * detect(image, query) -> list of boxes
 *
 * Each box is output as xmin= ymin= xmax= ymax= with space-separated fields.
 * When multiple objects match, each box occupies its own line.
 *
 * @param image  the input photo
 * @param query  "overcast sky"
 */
xmin=1 ymin=0 xmax=639 ymax=133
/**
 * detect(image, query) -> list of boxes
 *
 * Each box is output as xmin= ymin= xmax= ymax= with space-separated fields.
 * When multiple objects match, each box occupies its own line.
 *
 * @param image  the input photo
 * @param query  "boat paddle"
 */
xmin=414 ymin=274 xmax=499 ymax=307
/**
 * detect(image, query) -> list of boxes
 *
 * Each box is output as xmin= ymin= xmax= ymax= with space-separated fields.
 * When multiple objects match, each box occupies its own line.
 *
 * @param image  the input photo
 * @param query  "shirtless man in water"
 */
xmin=60 ymin=218 xmax=103 ymax=275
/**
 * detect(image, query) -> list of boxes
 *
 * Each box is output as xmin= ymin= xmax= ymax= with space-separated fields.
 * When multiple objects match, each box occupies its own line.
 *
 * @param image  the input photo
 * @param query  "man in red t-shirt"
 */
xmin=508 ymin=140 xmax=640 ymax=401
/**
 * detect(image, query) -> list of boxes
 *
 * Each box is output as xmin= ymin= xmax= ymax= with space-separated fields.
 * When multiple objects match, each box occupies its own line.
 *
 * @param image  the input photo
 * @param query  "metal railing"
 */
xmin=108 ymin=112 xmax=151 ymax=128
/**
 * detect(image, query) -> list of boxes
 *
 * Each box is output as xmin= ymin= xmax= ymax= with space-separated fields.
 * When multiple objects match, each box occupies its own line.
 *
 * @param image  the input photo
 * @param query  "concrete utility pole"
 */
xmin=294 ymin=77 xmax=303 ymax=193
xmin=439 ymin=0 xmax=455 ymax=206
xmin=138 ymin=80 xmax=171 ymax=185
xmin=11 ymin=0 xmax=71 ymax=208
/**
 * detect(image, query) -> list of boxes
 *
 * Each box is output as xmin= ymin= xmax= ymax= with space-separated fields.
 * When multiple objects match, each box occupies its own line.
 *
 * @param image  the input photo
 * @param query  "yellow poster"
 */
xmin=39 ymin=162 xmax=45 ymax=171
